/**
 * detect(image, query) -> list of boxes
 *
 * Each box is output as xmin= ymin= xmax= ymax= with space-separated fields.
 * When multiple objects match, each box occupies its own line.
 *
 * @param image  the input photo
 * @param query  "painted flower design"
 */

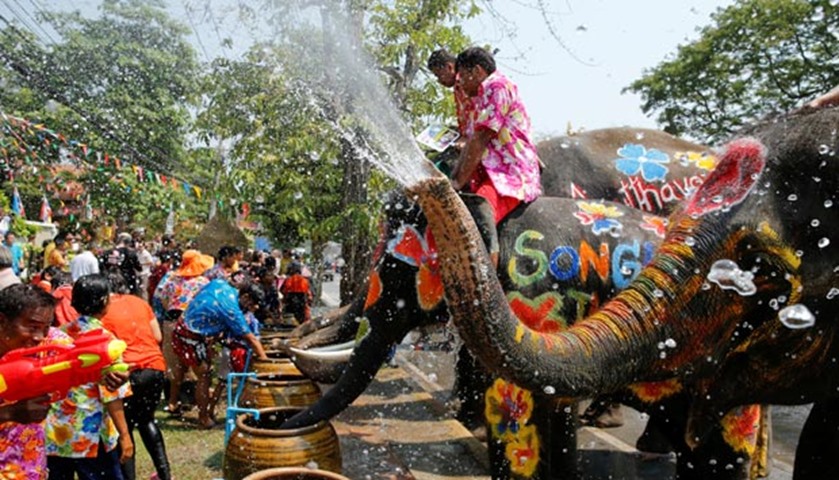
xmin=573 ymin=201 xmax=624 ymax=236
xmin=721 ymin=405 xmax=761 ymax=455
xmin=640 ymin=215 xmax=668 ymax=238
xmin=676 ymin=150 xmax=717 ymax=170
xmin=628 ymin=379 xmax=683 ymax=403
xmin=386 ymin=225 xmax=443 ymax=310
xmin=614 ymin=144 xmax=670 ymax=182
xmin=505 ymin=424 xmax=540 ymax=477
xmin=485 ymin=379 xmax=534 ymax=440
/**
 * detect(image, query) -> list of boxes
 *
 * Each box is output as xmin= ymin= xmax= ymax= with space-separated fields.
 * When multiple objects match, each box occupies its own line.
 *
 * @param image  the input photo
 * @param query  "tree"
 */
xmin=0 ymin=0 xmax=208 ymax=234
xmin=213 ymin=0 xmax=478 ymax=304
xmin=625 ymin=0 xmax=839 ymax=144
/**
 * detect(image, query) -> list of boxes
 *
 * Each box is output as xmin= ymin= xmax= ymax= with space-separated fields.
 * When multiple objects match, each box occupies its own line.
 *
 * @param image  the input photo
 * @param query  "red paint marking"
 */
xmin=509 ymin=296 xmax=563 ymax=333
xmin=684 ymin=138 xmax=766 ymax=217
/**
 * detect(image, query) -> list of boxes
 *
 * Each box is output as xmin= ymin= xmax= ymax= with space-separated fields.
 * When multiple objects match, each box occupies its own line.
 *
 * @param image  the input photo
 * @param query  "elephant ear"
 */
xmin=684 ymin=138 xmax=766 ymax=217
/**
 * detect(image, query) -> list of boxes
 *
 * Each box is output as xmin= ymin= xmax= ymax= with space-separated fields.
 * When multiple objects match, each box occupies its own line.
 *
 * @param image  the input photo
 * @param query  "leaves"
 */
xmin=625 ymin=0 xmax=839 ymax=144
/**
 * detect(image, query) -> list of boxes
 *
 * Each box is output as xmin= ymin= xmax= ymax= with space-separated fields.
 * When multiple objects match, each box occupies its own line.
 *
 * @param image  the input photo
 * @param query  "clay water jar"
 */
xmin=223 ymin=407 xmax=342 ymax=480
xmin=242 ymin=467 xmax=350 ymax=480
xmin=252 ymin=350 xmax=303 ymax=376
xmin=240 ymin=372 xmax=321 ymax=409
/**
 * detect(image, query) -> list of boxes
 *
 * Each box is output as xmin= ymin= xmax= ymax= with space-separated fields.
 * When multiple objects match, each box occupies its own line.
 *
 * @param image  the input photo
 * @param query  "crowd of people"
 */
xmin=0 ymin=228 xmax=315 ymax=480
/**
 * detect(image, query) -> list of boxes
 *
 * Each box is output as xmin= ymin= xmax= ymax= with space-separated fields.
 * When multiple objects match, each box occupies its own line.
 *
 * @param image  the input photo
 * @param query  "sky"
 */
xmin=462 ymin=0 xmax=734 ymax=137
xmin=4 ymin=0 xmax=733 ymax=137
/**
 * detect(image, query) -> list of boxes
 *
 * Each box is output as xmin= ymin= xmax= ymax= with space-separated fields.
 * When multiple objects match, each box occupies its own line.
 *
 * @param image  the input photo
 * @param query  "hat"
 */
xmin=176 ymin=249 xmax=215 ymax=277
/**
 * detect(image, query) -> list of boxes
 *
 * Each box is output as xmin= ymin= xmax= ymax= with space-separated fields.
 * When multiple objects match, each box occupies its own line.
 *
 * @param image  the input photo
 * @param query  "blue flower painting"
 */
xmin=614 ymin=144 xmax=670 ymax=182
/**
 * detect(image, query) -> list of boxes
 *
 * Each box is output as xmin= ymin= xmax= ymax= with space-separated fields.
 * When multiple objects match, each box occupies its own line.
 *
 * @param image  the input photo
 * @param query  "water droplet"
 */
xmin=788 ymin=194 xmax=798 ymax=201
xmin=811 ymin=219 xmax=821 ymax=227
xmin=684 ymin=236 xmax=696 ymax=247
xmin=664 ymin=338 xmax=677 ymax=348
xmin=818 ymin=144 xmax=831 ymax=154
xmin=473 ymin=299 xmax=480 ymax=306
xmin=819 ymin=238 xmax=830 ymax=248
xmin=396 ymin=299 xmax=405 ymax=309
xmin=659 ymin=351 xmax=667 ymax=359
xmin=778 ymin=304 xmax=816 ymax=329
xmin=825 ymin=200 xmax=834 ymax=208
xmin=293 ymin=191 xmax=303 ymax=200
xmin=560 ymin=141 xmax=570 ymax=149
xmin=706 ymin=259 xmax=757 ymax=296
xmin=827 ymin=288 xmax=839 ymax=300
xmin=543 ymin=385 xmax=556 ymax=395
xmin=653 ymin=289 xmax=664 ymax=298
xmin=635 ymin=132 xmax=645 ymax=140
xmin=428 ymin=373 xmax=438 ymax=383
xmin=657 ymin=341 xmax=666 ymax=350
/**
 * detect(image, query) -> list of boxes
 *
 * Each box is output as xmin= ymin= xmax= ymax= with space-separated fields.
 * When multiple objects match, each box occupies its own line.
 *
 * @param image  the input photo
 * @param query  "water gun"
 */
xmin=0 ymin=329 xmax=128 ymax=403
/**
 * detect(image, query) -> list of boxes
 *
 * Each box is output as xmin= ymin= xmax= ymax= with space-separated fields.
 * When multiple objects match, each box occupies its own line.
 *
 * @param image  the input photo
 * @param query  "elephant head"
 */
xmin=283 ymin=189 xmax=666 ymax=429
xmin=408 ymin=108 xmax=839 ymax=427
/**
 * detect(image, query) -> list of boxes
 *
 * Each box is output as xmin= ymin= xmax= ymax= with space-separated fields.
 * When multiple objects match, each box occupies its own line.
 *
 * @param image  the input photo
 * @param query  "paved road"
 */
xmin=317 ymin=275 xmax=807 ymax=479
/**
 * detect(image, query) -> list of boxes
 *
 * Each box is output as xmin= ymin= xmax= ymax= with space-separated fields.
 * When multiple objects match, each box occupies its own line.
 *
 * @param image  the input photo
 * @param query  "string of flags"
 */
xmin=0 ymin=112 xmax=204 ymax=199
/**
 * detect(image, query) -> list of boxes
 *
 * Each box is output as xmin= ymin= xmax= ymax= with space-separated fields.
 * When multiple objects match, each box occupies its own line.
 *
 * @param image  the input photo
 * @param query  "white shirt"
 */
xmin=70 ymin=250 xmax=100 ymax=282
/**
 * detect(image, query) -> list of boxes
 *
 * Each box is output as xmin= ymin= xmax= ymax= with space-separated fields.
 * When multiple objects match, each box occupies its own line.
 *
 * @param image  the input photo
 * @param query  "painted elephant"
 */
xmin=281 ymin=129 xmax=773 ymax=478
xmin=408 ymin=107 xmax=839 ymax=480
xmin=285 ymin=192 xmax=764 ymax=479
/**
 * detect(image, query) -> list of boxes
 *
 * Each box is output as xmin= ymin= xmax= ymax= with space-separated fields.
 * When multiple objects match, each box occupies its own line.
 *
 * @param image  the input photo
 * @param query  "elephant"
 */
xmin=406 ymin=107 xmax=839 ymax=480
xmin=280 ymin=128 xmax=775 ymax=479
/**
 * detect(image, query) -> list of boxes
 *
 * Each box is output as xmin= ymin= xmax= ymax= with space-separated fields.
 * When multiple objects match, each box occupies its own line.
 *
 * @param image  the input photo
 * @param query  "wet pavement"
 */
xmin=318 ymin=278 xmax=804 ymax=479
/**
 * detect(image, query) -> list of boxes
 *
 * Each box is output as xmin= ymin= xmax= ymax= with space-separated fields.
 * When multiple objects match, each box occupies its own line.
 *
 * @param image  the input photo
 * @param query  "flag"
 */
xmin=39 ymin=195 xmax=52 ymax=223
xmin=11 ymin=187 xmax=25 ymax=218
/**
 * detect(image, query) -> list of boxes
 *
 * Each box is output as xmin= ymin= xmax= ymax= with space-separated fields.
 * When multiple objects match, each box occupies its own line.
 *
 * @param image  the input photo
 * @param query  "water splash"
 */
xmin=778 ymin=304 xmax=816 ymax=329
xmin=312 ymin=20 xmax=439 ymax=187
xmin=706 ymin=259 xmax=757 ymax=296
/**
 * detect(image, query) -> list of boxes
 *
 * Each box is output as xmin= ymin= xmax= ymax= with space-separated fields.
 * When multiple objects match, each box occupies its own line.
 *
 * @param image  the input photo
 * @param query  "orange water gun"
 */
xmin=0 ymin=329 xmax=128 ymax=403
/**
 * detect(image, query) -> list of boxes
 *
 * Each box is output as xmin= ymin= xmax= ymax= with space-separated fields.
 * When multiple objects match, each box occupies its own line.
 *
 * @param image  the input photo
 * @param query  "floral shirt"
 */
xmin=468 ymin=71 xmax=542 ymax=203
xmin=45 ymin=316 xmax=131 ymax=458
xmin=453 ymin=73 xmax=474 ymax=136
xmin=0 ymin=328 xmax=71 ymax=480
xmin=204 ymin=264 xmax=232 ymax=282
xmin=156 ymin=274 xmax=210 ymax=313
xmin=183 ymin=279 xmax=251 ymax=338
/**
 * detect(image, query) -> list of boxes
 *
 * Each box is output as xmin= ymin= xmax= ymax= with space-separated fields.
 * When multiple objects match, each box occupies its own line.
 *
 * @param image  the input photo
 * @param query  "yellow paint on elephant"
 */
xmin=720 ymin=405 xmax=761 ymax=456
xmin=628 ymin=379 xmax=683 ymax=403
xmin=676 ymin=151 xmax=718 ymax=170
xmin=505 ymin=424 xmax=540 ymax=477
xmin=485 ymin=379 xmax=540 ymax=478
xmin=515 ymin=325 xmax=526 ymax=344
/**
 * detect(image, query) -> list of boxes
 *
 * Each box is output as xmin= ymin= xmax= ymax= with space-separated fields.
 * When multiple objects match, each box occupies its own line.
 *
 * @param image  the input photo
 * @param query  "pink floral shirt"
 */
xmin=0 ymin=328 xmax=71 ymax=480
xmin=469 ymin=71 xmax=542 ymax=202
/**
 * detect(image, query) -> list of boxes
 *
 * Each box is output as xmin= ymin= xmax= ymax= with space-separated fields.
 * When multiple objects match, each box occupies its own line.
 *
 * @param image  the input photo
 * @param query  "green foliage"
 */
xmin=0 ymin=0 xmax=207 ymax=236
xmin=625 ymin=0 xmax=839 ymax=143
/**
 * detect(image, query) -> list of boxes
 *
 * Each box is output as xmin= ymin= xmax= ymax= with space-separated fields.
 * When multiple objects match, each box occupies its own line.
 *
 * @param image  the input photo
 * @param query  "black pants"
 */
xmin=121 ymin=369 xmax=172 ymax=480
xmin=47 ymin=442 xmax=123 ymax=480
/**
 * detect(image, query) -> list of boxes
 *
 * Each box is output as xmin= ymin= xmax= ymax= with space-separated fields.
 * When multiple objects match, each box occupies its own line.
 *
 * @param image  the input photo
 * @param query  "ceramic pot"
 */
xmin=223 ymin=407 xmax=342 ymax=480
xmin=240 ymin=373 xmax=321 ymax=409
xmin=241 ymin=467 xmax=350 ymax=480
xmin=251 ymin=350 xmax=303 ymax=376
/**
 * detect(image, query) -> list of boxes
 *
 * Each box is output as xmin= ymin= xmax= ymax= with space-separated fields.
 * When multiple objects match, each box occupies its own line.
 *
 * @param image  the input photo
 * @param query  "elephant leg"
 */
xmin=546 ymin=398 xmax=579 ymax=480
xmin=453 ymin=343 xmax=491 ymax=430
xmin=793 ymin=398 xmax=839 ymax=480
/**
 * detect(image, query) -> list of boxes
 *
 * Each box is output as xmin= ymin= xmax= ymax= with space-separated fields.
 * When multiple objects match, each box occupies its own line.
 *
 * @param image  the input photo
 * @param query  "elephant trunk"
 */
xmin=281 ymin=330 xmax=394 ymax=429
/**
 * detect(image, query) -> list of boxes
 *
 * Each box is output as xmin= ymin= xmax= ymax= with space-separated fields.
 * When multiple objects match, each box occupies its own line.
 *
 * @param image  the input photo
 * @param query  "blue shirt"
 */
xmin=183 ymin=279 xmax=252 ymax=338
xmin=4 ymin=241 xmax=22 ymax=275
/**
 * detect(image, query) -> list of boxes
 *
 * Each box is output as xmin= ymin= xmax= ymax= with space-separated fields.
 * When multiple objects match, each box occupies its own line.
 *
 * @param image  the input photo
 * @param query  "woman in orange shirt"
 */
xmin=101 ymin=272 xmax=171 ymax=480
xmin=279 ymin=262 xmax=312 ymax=323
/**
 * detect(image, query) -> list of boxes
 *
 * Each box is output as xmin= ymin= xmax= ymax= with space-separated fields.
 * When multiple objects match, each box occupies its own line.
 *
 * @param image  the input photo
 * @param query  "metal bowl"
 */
xmin=288 ymin=341 xmax=354 ymax=384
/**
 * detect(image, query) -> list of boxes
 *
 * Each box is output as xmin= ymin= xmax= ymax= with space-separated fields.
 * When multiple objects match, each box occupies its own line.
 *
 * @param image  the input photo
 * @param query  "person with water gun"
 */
xmin=45 ymin=274 xmax=134 ymax=480
xmin=0 ymin=284 xmax=127 ymax=480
